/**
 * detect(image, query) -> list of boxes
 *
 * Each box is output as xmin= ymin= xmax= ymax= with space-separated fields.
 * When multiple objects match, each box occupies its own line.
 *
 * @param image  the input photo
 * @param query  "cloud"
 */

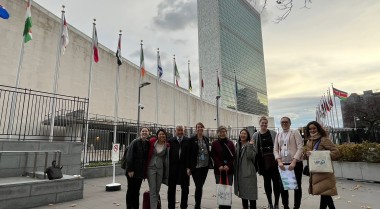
xmin=153 ymin=0 xmax=197 ymax=30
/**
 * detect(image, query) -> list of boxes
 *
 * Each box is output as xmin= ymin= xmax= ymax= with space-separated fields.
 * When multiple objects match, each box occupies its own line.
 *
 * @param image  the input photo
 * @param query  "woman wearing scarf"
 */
xmin=305 ymin=121 xmax=341 ymax=209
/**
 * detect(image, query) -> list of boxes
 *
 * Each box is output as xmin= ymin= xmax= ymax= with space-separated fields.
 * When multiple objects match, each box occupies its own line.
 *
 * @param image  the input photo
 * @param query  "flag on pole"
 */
xmin=61 ymin=14 xmax=69 ymax=55
xmin=217 ymin=74 xmax=221 ymax=96
xmin=328 ymin=89 xmax=333 ymax=107
xmin=333 ymin=87 xmax=348 ymax=100
xmin=188 ymin=69 xmax=192 ymax=92
xmin=140 ymin=44 xmax=146 ymax=77
xmin=324 ymin=96 xmax=330 ymax=112
xmin=174 ymin=61 xmax=180 ymax=87
xmin=23 ymin=0 xmax=32 ymax=43
xmin=0 ymin=5 xmax=10 ymax=19
xmin=201 ymin=78 xmax=204 ymax=89
xmin=116 ymin=34 xmax=122 ymax=66
xmin=92 ymin=26 xmax=99 ymax=63
xmin=157 ymin=53 xmax=163 ymax=78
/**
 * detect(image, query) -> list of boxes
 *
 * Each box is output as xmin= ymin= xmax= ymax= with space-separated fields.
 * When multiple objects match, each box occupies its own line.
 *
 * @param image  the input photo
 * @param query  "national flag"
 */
xmin=116 ymin=34 xmax=122 ymax=66
xmin=23 ymin=0 xmax=32 ymax=43
xmin=328 ymin=89 xmax=333 ymax=107
xmin=92 ymin=26 xmax=99 ymax=63
xmin=174 ymin=60 xmax=180 ymax=87
xmin=188 ymin=69 xmax=192 ymax=92
xmin=61 ymin=14 xmax=69 ymax=55
xmin=157 ymin=54 xmax=163 ymax=78
xmin=324 ymin=96 xmax=330 ymax=112
xmin=201 ymin=78 xmax=204 ymax=88
xmin=140 ymin=44 xmax=145 ymax=77
xmin=333 ymin=87 xmax=348 ymax=100
xmin=0 ymin=5 xmax=10 ymax=19
xmin=217 ymin=75 xmax=221 ymax=96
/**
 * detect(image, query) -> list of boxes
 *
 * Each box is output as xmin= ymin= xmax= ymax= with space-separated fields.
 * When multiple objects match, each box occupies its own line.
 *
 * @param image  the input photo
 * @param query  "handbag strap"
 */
xmin=219 ymin=171 xmax=229 ymax=185
xmin=222 ymin=142 xmax=233 ymax=157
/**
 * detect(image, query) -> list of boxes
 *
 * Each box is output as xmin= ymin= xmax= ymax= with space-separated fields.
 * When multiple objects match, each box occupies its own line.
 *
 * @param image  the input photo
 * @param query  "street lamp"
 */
xmin=137 ymin=82 xmax=151 ymax=136
xmin=353 ymin=116 xmax=360 ymax=130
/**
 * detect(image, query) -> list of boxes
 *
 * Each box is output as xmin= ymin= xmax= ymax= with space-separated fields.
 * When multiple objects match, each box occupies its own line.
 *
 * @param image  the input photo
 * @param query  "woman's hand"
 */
xmin=128 ymin=171 xmax=134 ymax=178
xmin=306 ymin=151 xmax=312 ymax=157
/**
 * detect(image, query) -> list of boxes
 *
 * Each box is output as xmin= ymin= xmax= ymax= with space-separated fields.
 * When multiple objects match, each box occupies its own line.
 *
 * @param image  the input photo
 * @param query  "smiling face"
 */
xmin=196 ymin=124 xmax=204 ymax=135
xmin=308 ymin=124 xmax=318 ymax=136
xmin=175 ymin=126 xmax=184 ymax=137
xmin=239 ymin=130 xmax=248 ymax=142
xmin=259 ymin=119 xmax=268 ymax=131
xmin=218 ymin=128 xmax=227 ymax=139
xmin=157 ymin=130 xmax=166 ymax=143
xmin=140 ymin=127 xmax=149 ymax=139
xmin=280 ymin=117 xmax=291 ymax=131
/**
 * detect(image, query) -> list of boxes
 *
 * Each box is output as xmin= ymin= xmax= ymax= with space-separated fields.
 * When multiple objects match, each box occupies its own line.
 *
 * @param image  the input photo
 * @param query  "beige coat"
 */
xmin=274 ymin=129 xmax=304 ymax=163
xmin=306 ymin=135 xmax=341 ymax=196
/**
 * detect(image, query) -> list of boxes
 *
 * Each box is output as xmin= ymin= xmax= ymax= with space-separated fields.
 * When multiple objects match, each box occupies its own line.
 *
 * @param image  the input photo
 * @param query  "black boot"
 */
xmin=267 ymin=204 xmax=274 ymax=209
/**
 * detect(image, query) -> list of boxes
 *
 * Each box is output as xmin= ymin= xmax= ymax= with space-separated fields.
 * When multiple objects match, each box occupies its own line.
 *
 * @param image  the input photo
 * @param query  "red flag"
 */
xmin=92 ymin=26 xmax=99 ymax=63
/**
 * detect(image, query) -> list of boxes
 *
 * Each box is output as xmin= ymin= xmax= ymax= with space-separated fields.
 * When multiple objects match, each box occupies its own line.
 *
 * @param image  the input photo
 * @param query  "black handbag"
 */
xmin=45 ymin=160 xmax=63 ymax=180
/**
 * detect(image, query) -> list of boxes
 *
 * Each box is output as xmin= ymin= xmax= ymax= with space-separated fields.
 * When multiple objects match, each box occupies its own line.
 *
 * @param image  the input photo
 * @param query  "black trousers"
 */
xmin=263 ymin=169 xmax=281 ymax=206
xmin=168 ymin=181 xmax=189 ymax=209
xmin=242 ymin=199 xmax=256 ymax=209
xmin=320 ymin=195 xmax=335 ymax=209
xmin=280 ymin=161 xmax=303 ymax=209
xmin=192 ymin=166 xmax=209 ymax=209
xmin=126 ymin=176 xmax=143 ymax=209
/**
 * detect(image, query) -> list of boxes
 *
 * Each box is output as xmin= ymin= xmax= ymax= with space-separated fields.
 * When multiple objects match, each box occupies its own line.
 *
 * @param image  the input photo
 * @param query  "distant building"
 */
xmin=197 ymin=0 xmax=268 ymax=115
xmin=341 ymin=90 xmax=380 ymax=128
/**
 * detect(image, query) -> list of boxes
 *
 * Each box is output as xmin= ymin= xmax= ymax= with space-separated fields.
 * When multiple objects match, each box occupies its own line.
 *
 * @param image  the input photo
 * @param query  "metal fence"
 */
xmin=0 ymin=85 xmax=88 ymax=140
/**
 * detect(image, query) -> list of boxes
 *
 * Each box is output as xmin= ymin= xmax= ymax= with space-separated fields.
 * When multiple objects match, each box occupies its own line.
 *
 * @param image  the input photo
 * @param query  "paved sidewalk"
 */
xmin=35 ymin=174 xmax=379 ymax=209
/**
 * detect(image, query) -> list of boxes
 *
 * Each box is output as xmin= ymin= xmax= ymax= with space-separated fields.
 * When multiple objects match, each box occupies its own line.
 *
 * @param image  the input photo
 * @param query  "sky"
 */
xmin=24 ymin=0 xmax=380 ymax=127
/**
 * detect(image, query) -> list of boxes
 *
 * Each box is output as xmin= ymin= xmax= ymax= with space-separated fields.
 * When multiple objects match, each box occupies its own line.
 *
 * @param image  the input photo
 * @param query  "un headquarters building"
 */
xmin=198 ymin=0 xmax=268 ymax=116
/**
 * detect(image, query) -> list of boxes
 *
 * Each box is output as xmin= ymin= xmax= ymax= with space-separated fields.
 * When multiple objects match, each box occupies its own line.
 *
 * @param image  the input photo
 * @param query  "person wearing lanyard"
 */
xmin=189 ymin=122 xmax=211 ymax=209
xmin=274 ymin=117 xmax=304 ymax=209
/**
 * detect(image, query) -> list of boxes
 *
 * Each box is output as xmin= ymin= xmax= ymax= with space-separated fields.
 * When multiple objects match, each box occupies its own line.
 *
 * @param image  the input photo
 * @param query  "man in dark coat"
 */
xmin=167 ymin=125 xmax=192 ymax=209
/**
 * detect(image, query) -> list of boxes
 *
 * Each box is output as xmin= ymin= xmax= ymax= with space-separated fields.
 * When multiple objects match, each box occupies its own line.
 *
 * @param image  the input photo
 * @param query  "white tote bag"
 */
xmin=309 ymin=150 xmax=333 ymax=173
xmin=278 ymin=165 xmax=298 ymax=190
xmin=216 ymin=174 xmax=232 ymax=206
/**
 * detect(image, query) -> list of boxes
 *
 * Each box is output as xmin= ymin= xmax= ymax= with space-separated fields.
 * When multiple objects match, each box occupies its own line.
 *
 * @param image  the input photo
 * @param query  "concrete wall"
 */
xmin=0 ymin=0 xmax=274 ymax=129
xmin=0 ymin=176 xmax=83 ymax=209
xmin=0 ymin=141 xmax=82 ymax=177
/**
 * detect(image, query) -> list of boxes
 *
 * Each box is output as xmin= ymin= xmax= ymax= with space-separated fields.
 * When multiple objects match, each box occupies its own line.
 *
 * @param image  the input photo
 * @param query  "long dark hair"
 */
xmin=156 ymin=129 xmax=167 ymax=138
xmin=238 ymin=129 xmax=251 ymax=145
xmin=305 ymin=121 xmax=327 ymax=138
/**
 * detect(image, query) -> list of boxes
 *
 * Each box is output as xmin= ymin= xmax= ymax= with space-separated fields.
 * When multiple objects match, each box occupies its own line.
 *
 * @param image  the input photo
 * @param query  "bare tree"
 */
xmin=248 ymin=0 xmax=313 ymax=23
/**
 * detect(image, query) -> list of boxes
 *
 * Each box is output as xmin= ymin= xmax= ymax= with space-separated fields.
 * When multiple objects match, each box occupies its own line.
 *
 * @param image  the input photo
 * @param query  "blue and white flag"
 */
xmin=157 ymin=54 xmax=163 ymax=79
xmin=0 ymin=5 xmax=10 ymax=19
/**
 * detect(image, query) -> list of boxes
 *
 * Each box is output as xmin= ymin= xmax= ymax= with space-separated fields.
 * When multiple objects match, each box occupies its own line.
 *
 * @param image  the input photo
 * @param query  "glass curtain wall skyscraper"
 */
xmin=198 ymin=0 xmax=268 ymax=115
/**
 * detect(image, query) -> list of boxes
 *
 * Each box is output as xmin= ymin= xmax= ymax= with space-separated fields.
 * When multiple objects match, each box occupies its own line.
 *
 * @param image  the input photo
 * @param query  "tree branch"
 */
xmin=274 ymin=0 xmax=293 ymax=23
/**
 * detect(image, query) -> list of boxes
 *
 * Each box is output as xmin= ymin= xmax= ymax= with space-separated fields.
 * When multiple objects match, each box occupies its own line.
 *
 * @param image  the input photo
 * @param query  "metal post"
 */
xmin=216 ymin=95 xmax=220 ymax=128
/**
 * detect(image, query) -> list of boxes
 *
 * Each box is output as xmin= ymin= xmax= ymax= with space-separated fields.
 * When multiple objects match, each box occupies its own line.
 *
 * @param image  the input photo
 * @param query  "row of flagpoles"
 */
xmin=316 ymin=83 xmax=349 ymax=129
xmin=7 ymin=1 xmax=246 ymax=144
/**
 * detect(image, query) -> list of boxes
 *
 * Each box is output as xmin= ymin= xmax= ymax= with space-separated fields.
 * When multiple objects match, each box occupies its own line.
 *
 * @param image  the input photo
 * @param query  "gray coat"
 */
xmin=234 ymin=143 xmax=258 ymax=200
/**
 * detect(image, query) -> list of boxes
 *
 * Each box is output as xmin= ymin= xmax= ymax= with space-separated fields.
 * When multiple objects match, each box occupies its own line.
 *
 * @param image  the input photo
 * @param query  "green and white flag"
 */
xmin=23 ymin=0 xmax=32 ymax=43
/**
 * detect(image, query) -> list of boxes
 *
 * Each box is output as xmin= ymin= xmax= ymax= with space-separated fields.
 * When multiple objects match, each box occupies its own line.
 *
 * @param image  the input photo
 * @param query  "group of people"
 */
xmin=124 ymin=116 xmax=341 ymax=209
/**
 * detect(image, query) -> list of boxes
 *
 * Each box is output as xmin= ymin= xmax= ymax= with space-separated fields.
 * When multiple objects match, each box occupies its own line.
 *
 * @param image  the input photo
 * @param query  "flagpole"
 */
xmin=234 ymin=70 xmax=238 ymax=129
xmin=83 ymin=19 xmax=97 ymax=165
xmin=331 ymin=84 xmax=340 ymax=129
xmin=156 ymin=48 xmax=160 ymax=125
xmin=187 ymin=60 xmax=191 ymax=128
xmin=112 ymin=30 xmax=122 ymax=185
xmin=49 ymin=6 xmax=66 ymax=141
xmin=173 ymin=55 xmax=176 ymax=126
xmin=216 ymin=69 xmax=220 ymax=128
xmin=328 ymin=89 xmax=337 ymax=129
xmin=7 ymin=0 xmax=34 ymax=139
xmin=199 ymin=67 xmax=203 ymax=123
xmin=137 ymin=40 xmax=143 ymax=136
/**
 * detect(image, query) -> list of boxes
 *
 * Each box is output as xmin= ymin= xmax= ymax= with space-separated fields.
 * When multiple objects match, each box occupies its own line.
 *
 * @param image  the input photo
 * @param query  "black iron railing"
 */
xmin=0 ymin=85 xmax=88 ymax=141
